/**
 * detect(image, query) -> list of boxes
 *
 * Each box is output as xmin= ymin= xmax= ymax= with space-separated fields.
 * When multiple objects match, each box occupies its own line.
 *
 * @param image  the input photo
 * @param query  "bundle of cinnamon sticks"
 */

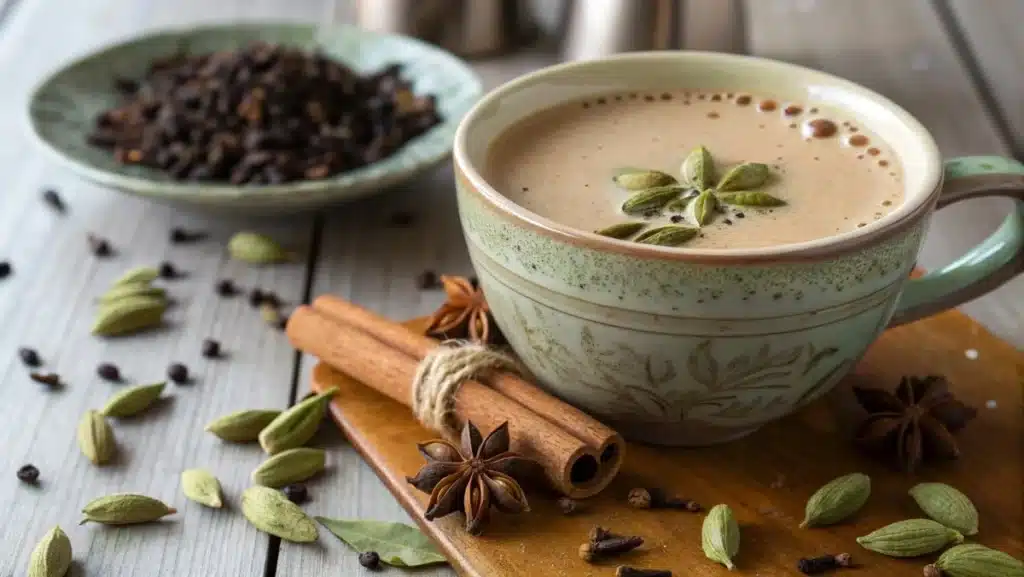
xmin=287 ymin=295 xmax=624 ymax=498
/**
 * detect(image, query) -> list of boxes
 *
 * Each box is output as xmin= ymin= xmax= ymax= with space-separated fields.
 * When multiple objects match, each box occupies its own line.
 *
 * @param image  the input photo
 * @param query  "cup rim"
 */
xmin=453 ymin=51 xmax=943 ymax=264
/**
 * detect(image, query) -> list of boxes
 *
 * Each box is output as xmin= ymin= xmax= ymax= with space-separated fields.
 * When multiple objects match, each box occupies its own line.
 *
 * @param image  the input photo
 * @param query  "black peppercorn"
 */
xmin=159 ymin=261 xmax=182 ymax=279
xmin=97 ymin=363 xmax=121 ymax=382
xmin=358 ymin=551 xmax=381 ymax=570
xmin=416 ymin=270 xmax=439 ymax=290
xmin=248 ymin=288 xmax=265 ymax=308
xmin=170 ymin=227 xmax=207 ymax=244
xmin=201 ymin=339 xmax=221 ymax=359
xmin=18 ymin=347 xmax=41 ymax=368
xmin=282 ymin=483 xmax=308 ymax=504
xmin=0 ymin=261 xmax=11 ymax=279
xmin=16 ymin=464 xmax=40 ymax=484
xmin=42 ymin=188 xmax=66 ymax=213
xmin=215 ymin=279 xmax=238 ymax=297
xmin=167 ymin=362 xmax=189 ymax=384
xmin=87 ymin=233 xmax=114 ymax=257
xmin=797 ymin=553 xmax=853 ymax=575
xmin=735 ymin=212 xmax=745 ymax=219
xmin=670 ymin=215 xmax=684 ymax=223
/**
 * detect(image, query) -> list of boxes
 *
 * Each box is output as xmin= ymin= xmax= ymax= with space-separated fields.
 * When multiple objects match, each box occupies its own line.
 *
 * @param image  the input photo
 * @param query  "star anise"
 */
xmin=406 ymin=420 xmax=538 ymax=535
xmin=853 ymin=375 xmax=976 ymax=473
xmin=425 ymin=275 xmax=497 ymax=344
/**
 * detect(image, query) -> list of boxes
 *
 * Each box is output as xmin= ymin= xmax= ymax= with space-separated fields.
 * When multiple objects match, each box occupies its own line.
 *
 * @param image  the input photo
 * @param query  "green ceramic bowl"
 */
xmin=27 ymin=23 xmax=482 ymax=214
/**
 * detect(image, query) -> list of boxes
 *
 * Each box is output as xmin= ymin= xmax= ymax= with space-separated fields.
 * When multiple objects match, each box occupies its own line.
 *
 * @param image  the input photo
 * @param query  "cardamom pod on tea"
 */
xmin=801 ymin=472 xmax=871 ymax=528
xmin=620 ymin=185 xmax=684 ymax=215
xmin=241 ymin=486 xmax=319 ymax=543
xmin=181 ymin=469 xmax=223 ymax=509
xmin=100 ymin=382 xmax=166 ymax=417
xmin=80 ymin=493 xmax=176 ymax=525
xmin=635 ymin=225 xmax=699 ymax=247
xmin=856 ymin=518 xmax=964 ymax=557
xmin=692 ymin=189 xmax=717 ymax=226
xmin=595 ymin=222 xmax=647 ymax=239
xmin=205 ymin=409 xmax=282 ymax=442
xmin=29 ymin=526 xmax=72 ymax=577
xmin=680 ymin=146 xmax=714 ymax=190
xmin=702 ymin=504 xmax=740 ymax=570
xmin=77 ymin=409 xmax=115 ymax=466
xmin=613 ymin=168 xmax=677 ymax=190
xmin=909 ymin=482 xmax=979 ymax=536
xmin=228 ymin=232 xmax=291 ymax=265
xmin=113 ymin=266 xmax=159 ymax=287
xmin=252 ymin=447 xmax=327 ymax=488
xmin=98 ymin=283 xmax=167 ymax=304
xmin=932 ymin=543 xmax=1024 ymax=577
xmin=716 ymin=162 xmax=770 ymax=192
xmin=92 ymin=295 xmax=166 ymax=336
xmin=665 ymin=196 xmax=693 ymax=212
xmin=715 ymin=191 xmax=786 ymax=207
xmin=258 ymin=387 xmax=339 ymax=455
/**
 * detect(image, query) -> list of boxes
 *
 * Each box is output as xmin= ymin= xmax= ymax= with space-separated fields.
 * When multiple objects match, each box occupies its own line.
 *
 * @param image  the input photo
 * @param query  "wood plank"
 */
xmin=743 ymin=0 xmax=1023 ymax=346
xmin=0 ymin=0 xmax=328 ymax=574
xmin=946 ymin=0 xmax=1024 ymax=157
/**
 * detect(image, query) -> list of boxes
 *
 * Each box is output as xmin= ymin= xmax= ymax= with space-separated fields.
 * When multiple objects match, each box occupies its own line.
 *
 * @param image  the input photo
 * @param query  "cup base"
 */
xmin=609 ymin=419 xmax=761 ymax=447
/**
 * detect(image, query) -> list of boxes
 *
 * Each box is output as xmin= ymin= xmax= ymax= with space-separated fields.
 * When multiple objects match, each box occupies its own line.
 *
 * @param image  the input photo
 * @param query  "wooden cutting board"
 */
xmin=309 ymin=312 xmax=1022 ymax=577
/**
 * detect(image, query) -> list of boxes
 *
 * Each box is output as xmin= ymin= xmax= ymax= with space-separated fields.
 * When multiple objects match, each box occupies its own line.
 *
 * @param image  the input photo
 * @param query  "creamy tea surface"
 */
xmin=485 ymin=91 xmax=903 ymax=249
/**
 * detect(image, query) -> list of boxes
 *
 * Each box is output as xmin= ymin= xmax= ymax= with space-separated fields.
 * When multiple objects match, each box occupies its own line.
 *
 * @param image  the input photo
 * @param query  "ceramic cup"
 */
xmin=452 ymin=52 xmax=1023 ymax=446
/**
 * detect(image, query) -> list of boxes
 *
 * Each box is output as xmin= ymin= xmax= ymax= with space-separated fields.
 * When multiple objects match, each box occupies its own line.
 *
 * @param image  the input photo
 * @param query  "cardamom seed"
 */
xmin=717 ymin=162 xmax=771 ymax=191
xmin=635 ymin=225 xmax=699 ymax=247
xmin=98 ymin=283 xmax=166 ymax=304
xmin=692 ymin=189 xmax=717 ymax=226
xmin=77 ymin=409 xmax=115 ymax=466
xmin=801 ymin=472 xmax=871 ymax=528
xmin=665 ymin=196 xmax=693 ymax=212
xmin=241 ymin=485 xmax=319 ymax=543
xmin=206 ymin=409 xmax=282 ymax=442
xmin=100 ymin=382 xmax=166 ymax=417
xmin=680 ymin=146 xmax=715 ymax=190
xmin=702 ymin=504 xmax=740 ymax=570
xmin=92 ymin=295 xmax=166 ymax=336
xmin=252 ymin=447 xmax=327 ymax=488
xmin=181 ymin=469 xmax=223 ymax=509
xmin=620 ymin=185 xmax=684 ymax=215
xmin=113 ymin=266 xmax=159 ymax=286
xmin=80 ymin=493 xmax=176 ymax=525
xmin=613 ymin=168 xmax=677 ymax=190
xmin=595 ymin=222 xmax=647 ymax=239
xmin=715 ymin=191 xmax=786 ymax=207
xmin=856 ymin=518 xmax=964 ymax=557
xmin=933 ymin=543 xmax=1024 ymax=577
xmin=258 ymin=387 xmax=339 ymax=455
xmin=228 ymin=232 xmax=291 ymax=265
xmin=909 ymin=482 xmax=979 ymax=536
xmin=29 ymin=526 xmax=72 ymax=577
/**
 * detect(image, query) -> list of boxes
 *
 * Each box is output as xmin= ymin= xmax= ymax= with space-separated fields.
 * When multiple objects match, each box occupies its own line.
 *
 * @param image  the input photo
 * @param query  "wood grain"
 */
xmin=310 ymin=315 xmax=1023 ymax=577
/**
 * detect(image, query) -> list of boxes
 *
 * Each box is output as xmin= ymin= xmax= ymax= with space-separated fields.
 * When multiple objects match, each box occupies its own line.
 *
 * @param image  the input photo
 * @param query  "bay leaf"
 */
xmin=620 ymin=185 xmax=683 ymax=215
xmin=716 ymin=162 xmax=770 ymax=191
xmin=316 ymin=517 xmax=448 ymax=567
xmin=613 ymin=168 xmax=677 ymax=190
xmin=715 ymin=191 xmax=786 ymax=207
xmin=680 ymin=145 xmax=714 ymax=190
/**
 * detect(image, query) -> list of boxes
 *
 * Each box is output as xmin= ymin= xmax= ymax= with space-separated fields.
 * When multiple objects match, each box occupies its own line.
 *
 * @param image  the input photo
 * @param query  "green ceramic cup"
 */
xmin=452 ymin=52 xmax=1023 ymax=446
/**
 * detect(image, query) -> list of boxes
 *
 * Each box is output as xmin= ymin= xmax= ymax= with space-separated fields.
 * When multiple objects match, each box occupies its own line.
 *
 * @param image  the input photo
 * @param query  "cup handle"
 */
xmin=888 ymin=156 xmax=1024 ymax=326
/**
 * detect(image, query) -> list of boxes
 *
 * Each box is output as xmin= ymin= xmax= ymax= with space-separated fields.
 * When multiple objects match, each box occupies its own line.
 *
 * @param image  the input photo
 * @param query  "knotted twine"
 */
xmin=410 ymin=340 xmax=522 ymax=435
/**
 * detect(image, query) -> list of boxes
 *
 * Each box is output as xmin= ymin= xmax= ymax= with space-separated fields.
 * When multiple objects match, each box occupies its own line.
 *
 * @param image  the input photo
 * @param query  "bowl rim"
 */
xmin=453 ymin=51 xmax=943 ymax=264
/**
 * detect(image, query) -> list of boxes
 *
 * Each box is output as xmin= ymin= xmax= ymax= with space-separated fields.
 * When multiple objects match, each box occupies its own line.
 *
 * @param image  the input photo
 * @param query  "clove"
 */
xmin=627 ymin=487 xmax=701 ymax=511
xmin=797 ymin=553 xmax=853 ymax=575
xmin=616 ymin=567 xmax=672 ymax=577
xmin=578 ymin=536 xmax=644 ymax=563
xmin=589 ymin=526 xmax=624 ymax=543
xmin=30 ymin=372 xmax=61 ymax=388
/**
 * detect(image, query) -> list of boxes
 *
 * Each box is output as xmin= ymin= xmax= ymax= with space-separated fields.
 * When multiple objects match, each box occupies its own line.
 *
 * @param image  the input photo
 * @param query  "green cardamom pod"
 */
xmin=702 ymin=504 xmax=739 ymax=570
xmin=715 ymin=191 xmax=786 ymax=207
xmin=80 ymin=493 xmax=176 ymax=525
xmin=665 ymin=196 xmax=693 ymax=212
xmin=181 ymin=469 xmax=223 ymax=509
xmin=613 ymin=168 xmax=677 ymax=190
xmin=113 ymin=267 xmax=159 ymax=287
xmin=252 ymin=447 xmax=327 ymax=488
xmin=100 ymin=382 xmax=166 ymax=417
xmin=856 ymin=518 xmax=964 ymax=557
xmin=932 ymin=544 xmax=1024 ymax=577
xmin=635 ymin=225 xmax=699 ymax=247
xmin=801 ymin=472 xmax=871 ymax=528
xmin=228 ymin=232 xmax=291 ymax=264
xmin=620 ymin=185 xmax=684 ymax=214
xmin=680 ymin=146 xmax=715 ymax=190
xmin=241 ymin=486 xmax=319 ymax=543
xmin=258 ymin=387 xmax=339 ymax=455
xmin=98 ymin=283 xmax=166 ymax=304
xmin=92 ymin=295 xmax=166 ymax=336
xmin=594 ymin=222 xmax=646 ymax=239
xmin=909 ymin=482 xmax=979 ymax=536
xmin=29 ymin=526 xmax=72 ymax=577
xmin=717 ymin=162 xmax=771 ymax=191
xmin=77 ymin=409 xmax=115 ymax=466
xmin=206 ymin=409 xmax=282 ymax=442
xmin=692 ymin=189 xmax=717 ymax=226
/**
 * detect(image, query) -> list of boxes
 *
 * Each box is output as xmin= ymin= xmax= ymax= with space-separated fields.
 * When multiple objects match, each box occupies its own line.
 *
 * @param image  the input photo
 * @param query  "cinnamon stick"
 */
xmin=287 ymin=305 xmax=619 ymax=498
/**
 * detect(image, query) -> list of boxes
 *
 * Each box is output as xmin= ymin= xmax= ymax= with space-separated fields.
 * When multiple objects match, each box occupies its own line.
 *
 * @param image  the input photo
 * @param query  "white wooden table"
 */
xmin=1 ymin=1 xmax=1020 ymax=574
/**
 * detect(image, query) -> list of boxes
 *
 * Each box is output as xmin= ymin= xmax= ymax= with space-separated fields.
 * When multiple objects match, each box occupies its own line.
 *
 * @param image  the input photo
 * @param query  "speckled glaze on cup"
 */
xmin=453 ymin=52 xmax=1024 ymax=446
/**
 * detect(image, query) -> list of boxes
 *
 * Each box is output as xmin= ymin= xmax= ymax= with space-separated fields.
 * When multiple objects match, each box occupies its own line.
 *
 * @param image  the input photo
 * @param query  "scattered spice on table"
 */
xmin=282 ymin=483 xmax=308 ymax=504
xmin=87 ymin=233 xmax=114 ymax=257
xmin=16 ymin=464 xmax=40 ymax=484
xmin=0 ymin=261 xmax=11 ymax=280
xmin=201 ymin=339 xmax=222 ymax=359
xmin=627 ymin=487 xmax=701 ymax=511
xmin=616 ymin=567 xmax=672 ymax=577
xmin=579 ymin=535 xmax=644 ymax=563
xmin=170 ymin=227 xmax=208 ymax=244
xmin=30 ymin=372 xmax=61 ymax=388
xmin=167 ymin=362 xmax=189 ymax=384
xmin=215 ymin=279 xmax=239 ymax=297
xmin=96 ymin=363 xmax=121 ymax=382
xmin=358 ymin=551 xmax=381 ymax=570
xmin=797 ymin=553 xmax=853 ymax=575
xmin=248 ymin=288 xmax=266 ymax=307
xmin=41 ymin=188 xmax=66 ymax=213
xmin=159 ymin=261 xmax=183 ymax=279
xmin=590 ymin=526 xmax=625 ymax=543
xmin=18 ymin=347 xmax=41 ymax=368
